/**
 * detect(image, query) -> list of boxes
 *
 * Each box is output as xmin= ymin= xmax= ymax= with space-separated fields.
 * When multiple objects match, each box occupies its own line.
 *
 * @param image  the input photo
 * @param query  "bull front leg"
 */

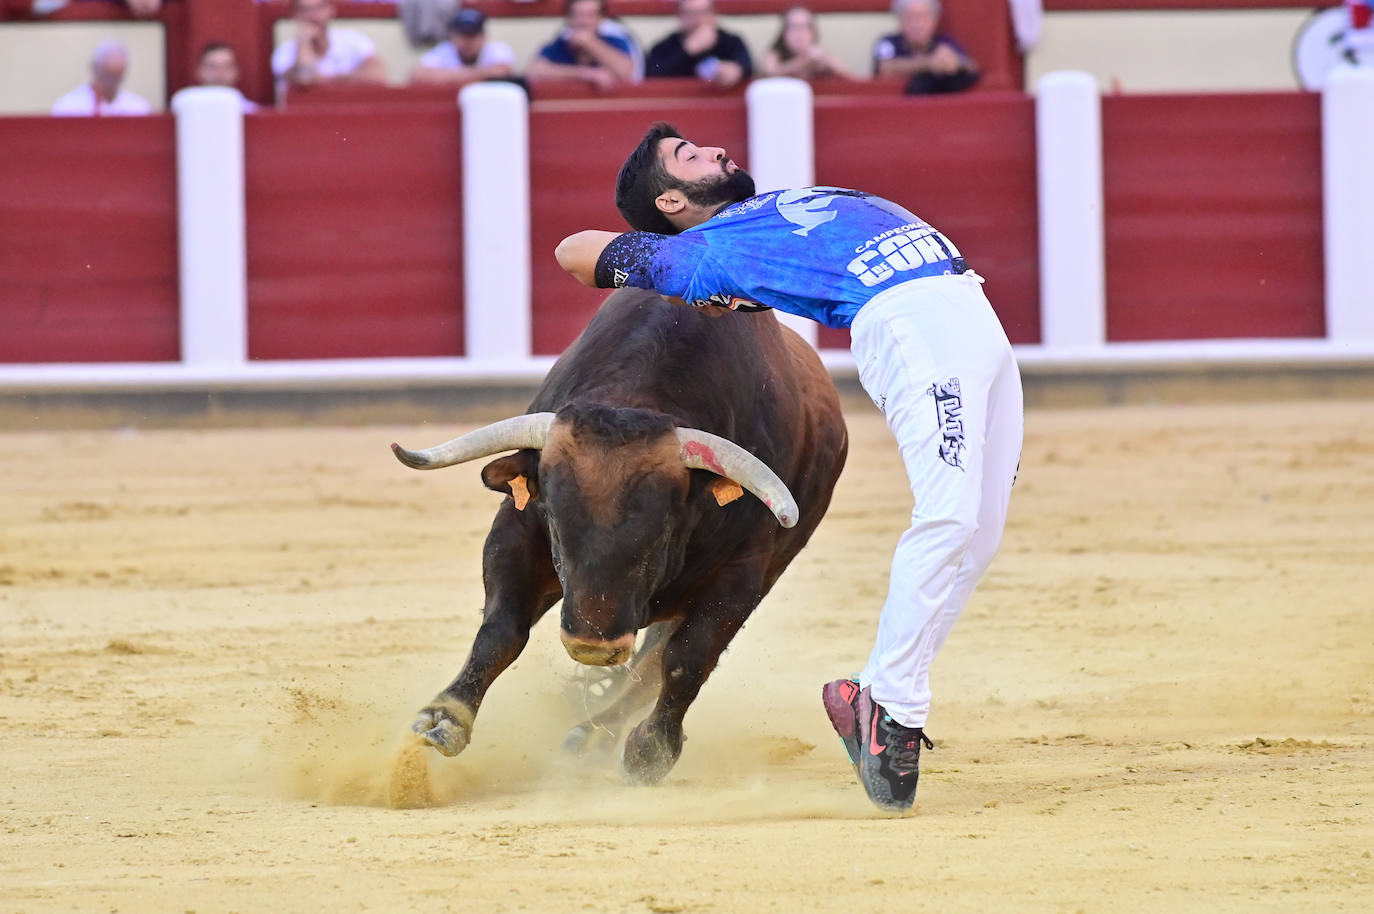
xmin=620 ymin=560 xmax=767 ymax=784
xmin=413 ymin=502 xmax=560 ymax=756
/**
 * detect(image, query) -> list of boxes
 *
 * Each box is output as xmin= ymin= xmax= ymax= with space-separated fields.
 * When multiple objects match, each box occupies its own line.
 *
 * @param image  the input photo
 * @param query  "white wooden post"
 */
xmin=1323 ymin=65 xmax=1374 ymax=341
xmin=746 ymin=77 xmax=819 ymax=347
xmin=172 ymin=87 xmax=246 ymax=366
xmin=1036 ymin=71 xmax=1106 ymax=351
xmin=460 ymin=82 xmax=531 ymax=362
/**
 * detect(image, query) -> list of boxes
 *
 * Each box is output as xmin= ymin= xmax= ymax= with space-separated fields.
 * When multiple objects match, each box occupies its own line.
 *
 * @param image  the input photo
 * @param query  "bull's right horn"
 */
xmin=392 ymin=412 xmax=556 ymax=469
xmin=675 ymin=428 xmax=799 ymax=529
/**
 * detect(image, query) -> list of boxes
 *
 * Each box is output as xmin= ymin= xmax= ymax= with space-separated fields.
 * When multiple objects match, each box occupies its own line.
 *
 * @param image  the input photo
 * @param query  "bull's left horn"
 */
xmin=392 ymin=412 xmax=556 ymax=469
xmin=675 ymin=428 xmax=799 ymax=528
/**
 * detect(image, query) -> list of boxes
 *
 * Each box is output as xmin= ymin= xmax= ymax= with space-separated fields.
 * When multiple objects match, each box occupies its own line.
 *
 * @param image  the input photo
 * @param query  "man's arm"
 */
xmin=575 ymin=34 xmax=637 ymax=83
xmin=555 ymin=230 xmax=622 ymax=287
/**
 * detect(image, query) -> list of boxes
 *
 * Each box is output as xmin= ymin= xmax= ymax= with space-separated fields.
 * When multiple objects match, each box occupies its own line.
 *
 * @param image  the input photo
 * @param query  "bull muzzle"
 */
xmin=560 ymin=630 xmax=636 ymax=667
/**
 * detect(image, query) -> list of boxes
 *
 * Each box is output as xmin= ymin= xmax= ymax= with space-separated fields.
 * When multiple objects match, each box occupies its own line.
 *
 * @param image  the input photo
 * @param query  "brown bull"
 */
xmin=393 ymin=287 xmax=847 ymax=783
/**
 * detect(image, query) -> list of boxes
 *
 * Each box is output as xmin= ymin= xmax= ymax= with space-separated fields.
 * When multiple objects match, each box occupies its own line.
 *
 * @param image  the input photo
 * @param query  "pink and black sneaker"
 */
xmin=822 ymin=678 xmax=933 ymax=812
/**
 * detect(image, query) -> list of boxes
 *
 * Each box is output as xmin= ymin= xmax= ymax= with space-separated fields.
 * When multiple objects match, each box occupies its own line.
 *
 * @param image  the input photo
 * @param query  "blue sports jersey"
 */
xmin=593 ymin=186 xmax=968 ymax=329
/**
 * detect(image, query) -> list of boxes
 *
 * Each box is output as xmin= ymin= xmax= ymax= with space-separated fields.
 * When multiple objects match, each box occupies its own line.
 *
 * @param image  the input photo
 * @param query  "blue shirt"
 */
xmin=539 ymin=22 xmax=643 ymax=79
xmin=594 ymin=187 xmax=968 ymax=329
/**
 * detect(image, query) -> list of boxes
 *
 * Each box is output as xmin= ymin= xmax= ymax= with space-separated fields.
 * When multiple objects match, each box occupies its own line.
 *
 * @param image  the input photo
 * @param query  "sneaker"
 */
xmin=822 ymin=678 xmax=934 ymax=812
xmin=821 ymin=677 xmax=862 ymax=767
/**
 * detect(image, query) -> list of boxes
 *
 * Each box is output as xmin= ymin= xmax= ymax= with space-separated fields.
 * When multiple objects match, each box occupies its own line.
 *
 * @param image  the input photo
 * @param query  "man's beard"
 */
xmin=679 ymin=168 xmax=756 ymax=210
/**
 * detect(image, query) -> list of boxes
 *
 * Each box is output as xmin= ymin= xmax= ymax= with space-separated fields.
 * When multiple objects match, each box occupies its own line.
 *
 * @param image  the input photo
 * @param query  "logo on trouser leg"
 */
xmin=927 ymin=377 xmax=966 ymax=469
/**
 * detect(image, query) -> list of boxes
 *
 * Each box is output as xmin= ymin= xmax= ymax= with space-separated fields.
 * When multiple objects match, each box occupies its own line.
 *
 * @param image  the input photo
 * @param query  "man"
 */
xmin=644 ymin=0 xmax=751 ymax=87
xmin=195 ymin=41 xmax=259 ymax=113
xmin=874 ymin=0 xmax=979 ymax=94
xmin=409 ymin=9 xmax=516 ymax=86
xmin=271 ymin=0 xmax=388 ymax=95
xmin=526 ymin=0 xmax=642 ymax=91
xmin=51 ymin=39 xmax=152 ymax=116
xmin=555 ymin=123 xmax=1022 ymax=812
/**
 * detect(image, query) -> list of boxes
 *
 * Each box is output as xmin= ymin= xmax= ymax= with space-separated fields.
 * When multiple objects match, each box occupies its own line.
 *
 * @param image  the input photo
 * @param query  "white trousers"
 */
xmin=850 ymin=273 xmax=1023 ymax=729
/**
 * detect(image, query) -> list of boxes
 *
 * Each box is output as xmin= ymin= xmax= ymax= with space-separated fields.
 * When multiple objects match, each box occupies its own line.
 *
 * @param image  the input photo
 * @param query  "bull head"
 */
xmin=391 ymin=412 xmax=798 ymax=528
xmin=392 ymin=410 xmax=799 ymax=664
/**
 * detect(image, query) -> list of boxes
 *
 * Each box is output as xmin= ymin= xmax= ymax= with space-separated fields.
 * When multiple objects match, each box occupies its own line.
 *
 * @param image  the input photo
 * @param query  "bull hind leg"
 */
xmin=620 ymin=564 xmax=764 ymax=785
xmin=562 ymin=621 xmax=674 ymax=756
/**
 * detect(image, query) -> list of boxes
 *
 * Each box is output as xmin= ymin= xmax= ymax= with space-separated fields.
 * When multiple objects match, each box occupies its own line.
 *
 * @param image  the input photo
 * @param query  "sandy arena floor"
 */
xmin=1 ymin=396 xmax=1371 ymax=913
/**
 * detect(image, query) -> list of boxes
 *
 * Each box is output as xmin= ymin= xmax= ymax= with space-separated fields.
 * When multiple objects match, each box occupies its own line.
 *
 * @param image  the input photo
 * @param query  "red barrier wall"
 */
xmin=0 ymin=92 xmax=1335 ymax=365
xmin=813 ymin=91 xmax=1041 ymax=348
xmin=1101 ymin=93 xmax=1324 ymax=341
xmin=244 ymin=108 xmax=465 ymax=359
xmin=0 ymin=116 xmax=179 ymax=363
xmin=527 ymin=99 xmax=750 ymax=355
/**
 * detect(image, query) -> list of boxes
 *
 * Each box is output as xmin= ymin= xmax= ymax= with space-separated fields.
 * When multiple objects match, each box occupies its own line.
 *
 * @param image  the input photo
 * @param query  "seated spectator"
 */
xmin=762 ymin=7 xmax=854 ymax=80
xmin=645 ymin=0 xmax=752 ymax=88
xmin=51 ymin=39 xmax=152 ymax=116
xmin=410 ymin=9 xmax=516 ymax=85
xmin=196 ymin=41 xmax=260 ymax=113
xmin=272 ymin=0 xmax=388 ymax=94
xmin=874 ymin=0 xmax=978 ymax=94
xmin=526 ymin=0 xmax=642 ymax=91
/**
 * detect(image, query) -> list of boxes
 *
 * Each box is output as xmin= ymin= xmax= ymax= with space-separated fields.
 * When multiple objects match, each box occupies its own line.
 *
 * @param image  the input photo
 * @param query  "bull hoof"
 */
xmin=561 ymin=722 xmax=616 ymax=758
xmin=620 ymin=721 xmax=682 ymax=785
xmin=411 ymin=698 xmax=476 ymax=758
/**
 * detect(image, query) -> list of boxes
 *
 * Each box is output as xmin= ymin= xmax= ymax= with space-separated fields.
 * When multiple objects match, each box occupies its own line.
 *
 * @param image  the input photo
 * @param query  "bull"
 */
xmin=392 ymin=287 xmax=847 ymax=783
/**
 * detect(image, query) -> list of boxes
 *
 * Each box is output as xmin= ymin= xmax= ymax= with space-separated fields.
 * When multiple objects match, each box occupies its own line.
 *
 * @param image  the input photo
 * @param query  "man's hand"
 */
xmin=929 ymin=44 xmax=963 ymax=75
xmin=682 ymin=24 xmax=717 ymax=56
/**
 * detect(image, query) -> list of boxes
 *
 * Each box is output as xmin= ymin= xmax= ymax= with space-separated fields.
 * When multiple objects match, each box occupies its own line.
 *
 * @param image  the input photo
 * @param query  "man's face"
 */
xmin=197 ymin=48 xmax=240 ymax=87
xmin=452 ymin=32 xmax=484 ymax=64
xmin=568 ymin=0 xmax=601 ymax=32
xmin=657 ymin=137 xmax=756 ymax=209
xmin=899 ymin=0 xmax=939 ymax=47
xmin=293 ymin=0 xmax=335 ymax=28
xmin=92 ymin=52 xmax=127 ymax=98
xmin=677 ymin=0 xmax=715 ymax=31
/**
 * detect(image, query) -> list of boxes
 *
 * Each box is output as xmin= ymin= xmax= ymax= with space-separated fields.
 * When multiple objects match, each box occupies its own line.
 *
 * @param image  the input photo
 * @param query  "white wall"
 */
xmin=1025 ymin=9 xmax=1318 ymax=93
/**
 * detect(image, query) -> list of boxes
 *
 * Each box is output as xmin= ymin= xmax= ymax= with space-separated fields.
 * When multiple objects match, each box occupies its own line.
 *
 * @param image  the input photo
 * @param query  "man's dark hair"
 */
xmin=614 ymin=121 xmax=686 ymax=234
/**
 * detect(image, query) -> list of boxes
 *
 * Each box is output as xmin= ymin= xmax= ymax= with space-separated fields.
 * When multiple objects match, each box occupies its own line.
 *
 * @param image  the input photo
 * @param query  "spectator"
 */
xmin=762 ymin=7 xmax=854 ymax=80
xmin=271 ymin=0 xmax=388 ymax=94
xmin=398 ymin=0 xmax=458 ymax=47
xmin=410 ymin=9 xmax=517 ymax=85
xmin=526 ymin=0 xmax=643 ymax=91
xmin=645 ymin=0 xmax=752 ymax=88
xmin=196 ymin=41 xmax=260 ymax=113
xmin=873 ymin=0 xmax=978 ymax=94
xmin=51 ymin=39 xmax=152 ymax=116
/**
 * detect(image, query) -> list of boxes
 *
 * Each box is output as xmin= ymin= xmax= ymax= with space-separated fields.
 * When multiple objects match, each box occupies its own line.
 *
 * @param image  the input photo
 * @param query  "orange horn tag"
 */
xmin=510 ymin=474 xmax=531 ymax=510
xmin=710 ymin=479 xmax=744 ymax=507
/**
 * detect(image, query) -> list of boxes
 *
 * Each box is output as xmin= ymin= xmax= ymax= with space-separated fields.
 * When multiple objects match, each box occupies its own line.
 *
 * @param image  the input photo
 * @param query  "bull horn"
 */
xmin=391 ymin=412 xmax=556 ymax=469
xmin=675 ymin=428 xmax=799 ymax=528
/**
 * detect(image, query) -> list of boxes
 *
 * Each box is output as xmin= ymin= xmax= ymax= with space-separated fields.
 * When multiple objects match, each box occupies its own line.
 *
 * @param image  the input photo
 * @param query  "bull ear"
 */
xmin=481 ymin=452 xmax=540 ymax=509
